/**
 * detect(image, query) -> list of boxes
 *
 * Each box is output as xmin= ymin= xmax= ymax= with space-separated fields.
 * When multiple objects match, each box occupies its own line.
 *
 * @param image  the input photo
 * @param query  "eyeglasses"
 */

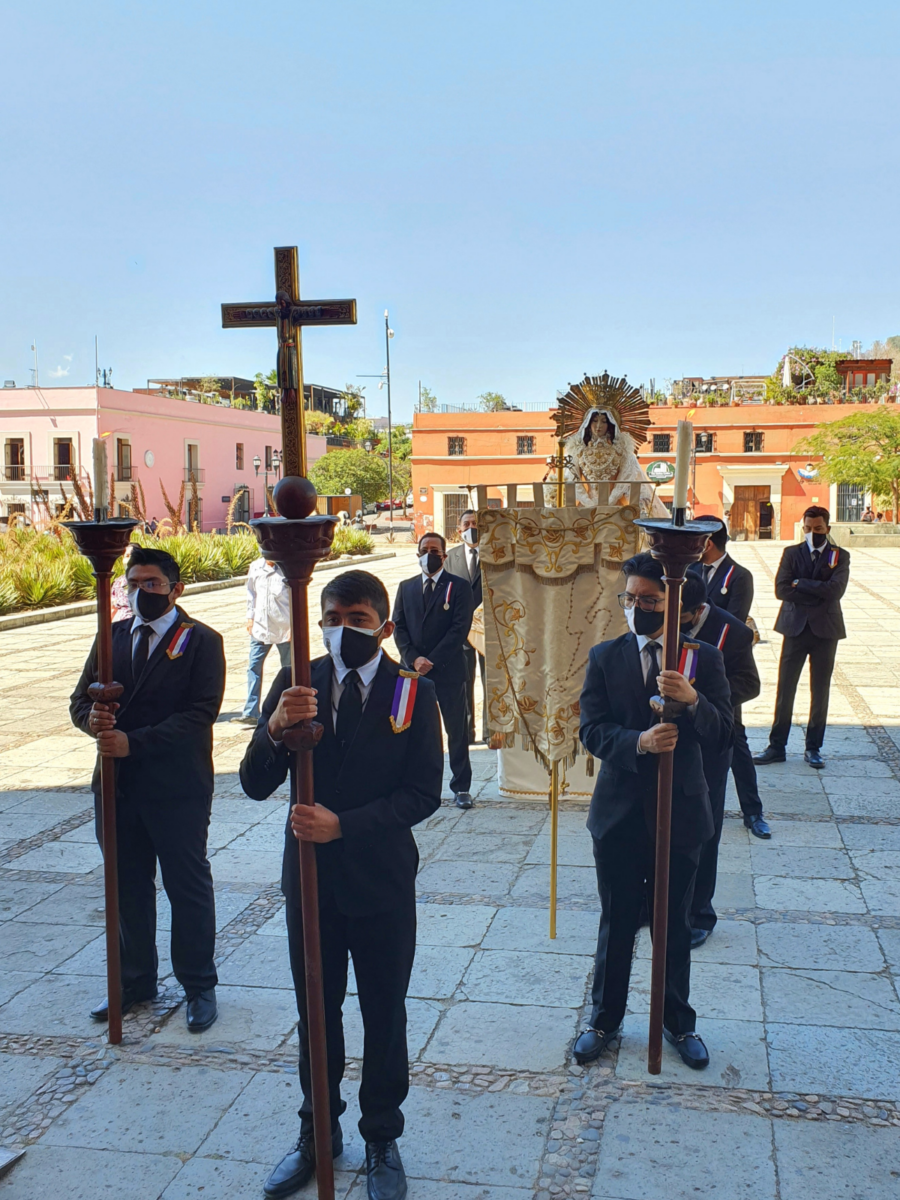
xmin=617 ymin=592 xmax=665 ymax=613
xmin=126 ymin=580 xmax=173 ymax=594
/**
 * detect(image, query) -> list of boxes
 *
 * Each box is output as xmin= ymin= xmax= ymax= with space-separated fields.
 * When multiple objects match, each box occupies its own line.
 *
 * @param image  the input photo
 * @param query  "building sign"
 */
xmin=646 ymin=460 xmax=676 ymax=483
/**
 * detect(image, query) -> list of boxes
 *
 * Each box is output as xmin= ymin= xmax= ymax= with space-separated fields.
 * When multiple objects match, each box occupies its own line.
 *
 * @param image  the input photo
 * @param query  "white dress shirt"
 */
xmin=687 ymin=603 xmax=711 ymax=638
xmin=422 ymin=567 xmax=445 ymax=592
xmin=705 ymin=553 xmax=727 ymax=582
xmin=466 ymin=545 xmax=480 ymax=582
xmin=130 ymin=605 xmax=179 ymax=660
xmin=330 ymin=649 xmax=384 ymax=730
xmin=246 ymin=558 xmax=291 ymax=645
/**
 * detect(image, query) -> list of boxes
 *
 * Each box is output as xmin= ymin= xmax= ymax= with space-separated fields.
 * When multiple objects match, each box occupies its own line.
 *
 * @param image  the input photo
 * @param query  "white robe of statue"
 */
xmin=564 ymin=408 xmax=669 ymax=518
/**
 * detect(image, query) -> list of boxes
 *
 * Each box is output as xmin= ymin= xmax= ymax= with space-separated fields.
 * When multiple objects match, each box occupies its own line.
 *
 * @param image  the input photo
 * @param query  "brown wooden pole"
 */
xmin=288 ymin=574 xmax=333 ymax=1199
xmin=94 ymin=568 xmax=124 ymax=1046
xmin=647 ymin=569 xmax=684 ymax=1074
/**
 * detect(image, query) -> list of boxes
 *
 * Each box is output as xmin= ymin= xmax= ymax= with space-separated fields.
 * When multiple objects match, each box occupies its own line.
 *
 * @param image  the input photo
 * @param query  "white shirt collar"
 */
xmin=422 ymin=567 xmax=445 ymax=586
xmin=635 ymin=632 xmax=663 ymax=653
xmin=333 ymin=648 xmax=383 ymax=688
xmin=130 ymin=605 xmax=180 ymax=640
xmin=689 ymin=603 xmax=711 ymax=637
xmin=707 ymin=552 xmax=727 ymax=574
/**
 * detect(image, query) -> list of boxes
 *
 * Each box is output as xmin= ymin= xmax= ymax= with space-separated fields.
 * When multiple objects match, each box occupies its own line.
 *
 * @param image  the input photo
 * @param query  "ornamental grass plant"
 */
xmin=0 ymin=524 xmax=375 ymax=616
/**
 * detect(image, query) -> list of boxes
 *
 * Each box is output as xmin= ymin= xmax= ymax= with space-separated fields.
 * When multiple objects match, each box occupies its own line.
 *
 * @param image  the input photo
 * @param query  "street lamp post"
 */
xmin=384 ymin=311 xmax=395 ymax=541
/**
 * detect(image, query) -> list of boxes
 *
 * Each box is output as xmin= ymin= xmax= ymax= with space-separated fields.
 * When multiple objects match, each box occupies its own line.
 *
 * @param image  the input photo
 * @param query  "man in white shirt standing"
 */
xmin=446 ymin=509 xmax=485 ymax=743
xmin=235 ymin=554 xmax=292 ymax=726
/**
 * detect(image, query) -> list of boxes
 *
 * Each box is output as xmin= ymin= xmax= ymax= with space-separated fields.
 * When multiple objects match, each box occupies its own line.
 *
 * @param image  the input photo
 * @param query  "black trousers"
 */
xmin=769 ymin=628 xmax=839 ymax=751
xmin=730 ymin=706 xmax=763 ymax=821
xmin=95 ymin=793 xmax=217 ymax=996
xmin=433 ymin=677 xmax=472 ymax=794
xmin=691 ymin=750 xmax=733 ymax=932
xmin=286 ymin=894 xmax=415 ymax=1142
xmin=589 ymin=809 xmax=701 ymax=1036
xmin=463 ymin=645 xmax=487 ymax=743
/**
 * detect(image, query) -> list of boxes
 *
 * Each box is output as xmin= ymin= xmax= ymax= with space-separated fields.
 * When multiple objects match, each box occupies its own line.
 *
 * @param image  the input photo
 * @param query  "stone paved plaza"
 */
xmin=1 ymin=542 xmax=900 ymax=1198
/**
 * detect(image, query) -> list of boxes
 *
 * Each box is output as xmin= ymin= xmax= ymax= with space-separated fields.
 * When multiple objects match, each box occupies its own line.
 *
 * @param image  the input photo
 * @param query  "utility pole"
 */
xmin=31 ymin=341 xmax=39 ymax=387
xmin=385 ymin=310 xmax=395 ymax=541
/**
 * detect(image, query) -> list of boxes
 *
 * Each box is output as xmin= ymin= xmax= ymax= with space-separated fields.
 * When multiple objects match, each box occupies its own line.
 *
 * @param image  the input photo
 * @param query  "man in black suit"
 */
xmin=754 ymin=506 xmax=850 ymax=769
xmin=70 ymin=546 xmax=225 ymax=1032
xmin=446 ymin=509 xmax=485 ymax=744
xmin=678 ymin=573 xmax=762 ymax=946
xmin=392 ymin=532 xmax=475 ymax=809
xmin=240 ymin=571 xmax=442 ymax=1200
xmin=573 ymin=553 xmax=733 ymax=1072
xmin=689 ymin=517 xmax=754 ymax=623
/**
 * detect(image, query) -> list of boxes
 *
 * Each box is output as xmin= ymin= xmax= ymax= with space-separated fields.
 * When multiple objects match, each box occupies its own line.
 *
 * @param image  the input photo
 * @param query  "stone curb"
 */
xmin=0 ymin=551 xmax=396 ymax=632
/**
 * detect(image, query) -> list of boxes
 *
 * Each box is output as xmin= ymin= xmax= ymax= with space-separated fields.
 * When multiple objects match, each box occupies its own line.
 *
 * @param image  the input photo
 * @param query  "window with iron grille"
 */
xmin=652 ymin=433 xmax=671 ymax=453
xmin=694 ymin=432 xmax=715 ymax=453
xmin=743 ymin=431 xmax=764 ymax=453
xmin=837 ymin=483 xmax=865 ymax=523
xmin=516 ymin=436 xmax=535 ymax=455
xmin=448 ymin=436 xmax=466 ymax=456
xmin=236 ymin=443 xmax=244 ymax=470
xmin=265 ymin=445 xmax=273 ymax=469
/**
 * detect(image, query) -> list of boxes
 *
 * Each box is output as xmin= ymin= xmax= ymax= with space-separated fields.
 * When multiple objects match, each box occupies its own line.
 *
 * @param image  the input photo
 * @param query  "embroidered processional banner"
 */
xmin=481 ymin=500 xmax=642 ymax=772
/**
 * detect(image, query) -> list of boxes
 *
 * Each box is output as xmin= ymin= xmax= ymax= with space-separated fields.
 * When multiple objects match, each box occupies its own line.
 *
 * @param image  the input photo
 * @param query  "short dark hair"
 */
xmin=705 ymin=517 xmax=728 ymax=551
xmin=803 ymin=505 xmax=830 ymax=524
xmin=126 ymin=545 xmax=180 ymax=585
xmin=418 ymin=532 xmax=447 ymax=552
xmin=320 ymin=570 xmax=389 ymax=622
xmin=682 ymin=572 xmax=708 ymax=611
xmin=458 ymin=510 xmax=476 ymax=523
xmin=622 ymin=552 xmax=664 ymax=587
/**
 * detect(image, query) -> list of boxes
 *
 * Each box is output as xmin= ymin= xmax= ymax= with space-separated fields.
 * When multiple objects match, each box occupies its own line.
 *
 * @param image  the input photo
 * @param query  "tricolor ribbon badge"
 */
xmin=828 ymin=548 xmax=839 ymax=569
xmin=166 ymin=622 xmax=194 ymax=659
xmin=716 ymin=625 xmax=730 ymax=652
xmin=677 ymin=641 xmax=700 ymax=683
xmin=443 ymin=580 xmax=453 ymax=611
xmin=390 ymin=670 xmax=419 ymax=733
xmin=720 ymin=565 xmax=734 ymax=595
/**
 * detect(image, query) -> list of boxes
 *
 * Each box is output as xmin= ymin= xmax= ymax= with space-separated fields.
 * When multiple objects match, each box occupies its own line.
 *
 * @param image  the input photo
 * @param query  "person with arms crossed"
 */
xmin=70 ymin=546 xmax=225 ymax=1032
xmin=754 ymin=506 xmax=849 ymax=770
xmin=573 ymin=553 xmax=732 ymax=1071
xmin=446 ymin=509 xmax=486 ymax=744
xmin=393 ymin=532 xmax=475 ymax=809
xmin=240 ymin=571 xmax=442 ymax=1200
xmin=677 ymin=572 xmax=762 ymax=946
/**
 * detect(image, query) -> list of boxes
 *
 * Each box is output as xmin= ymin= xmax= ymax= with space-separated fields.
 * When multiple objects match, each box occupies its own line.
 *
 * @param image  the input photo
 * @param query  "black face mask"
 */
xmin=419 ymin=551 xmax=444 ymax=576
xmin=135 ymin=588 xmax=173 ymax=621
xmin=339 ymin=625 xmax=383 ymax=670
xmin=631 ymin=606 xmax=664 ymax=636
xmin=809 ymin=532 xmax=828 ymax=549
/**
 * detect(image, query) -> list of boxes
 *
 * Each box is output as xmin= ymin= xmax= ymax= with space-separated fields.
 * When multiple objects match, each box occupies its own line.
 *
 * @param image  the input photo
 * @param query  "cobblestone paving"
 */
xmin=1 ymin=543 xmax=900 ymax=1197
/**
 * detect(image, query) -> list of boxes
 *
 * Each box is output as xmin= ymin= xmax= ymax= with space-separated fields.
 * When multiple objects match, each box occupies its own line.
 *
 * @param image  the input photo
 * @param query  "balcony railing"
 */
xmin=3 ymin=465 xmax=25 ymax=482
xmin=184 ymin=468 xmax=206 ymax=483
xmin=25 ymin=466 xmax=91 ymax=486
xmin=115 ymin=465 xmax=136 ymax=482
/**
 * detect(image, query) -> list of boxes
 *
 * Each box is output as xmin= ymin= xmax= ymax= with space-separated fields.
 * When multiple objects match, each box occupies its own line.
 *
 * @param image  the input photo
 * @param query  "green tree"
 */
xmin=254 ymin=370 xmax=277 ymax=413
xmin=197 ymin=376 xmax=222 ymax=405
xmin=419 ymin=385 xmax=438 ymax=413
xmin=304 ymin=410 xmax=335 ymax=436
xmin=309 ymin=448 xmax=389 ymax=505
xmin=478 ymin=391 xmax=508 ymax=412
xmin=340 ymin=384 xmax=366 ymax=421
xmin=796 ymin=410 xmax=900 ymax=521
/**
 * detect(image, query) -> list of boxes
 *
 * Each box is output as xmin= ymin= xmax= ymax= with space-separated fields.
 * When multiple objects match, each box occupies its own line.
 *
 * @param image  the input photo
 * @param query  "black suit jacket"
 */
xmin=392 ymin=570 xmax=475 ymax=685
xmin=773 ymin=542 xmax=849 ymax=640
xmin=239 ymin=654 xmax=443 ymax=917
xmin=690 ymin=604 xmax=760 ymax=708
xmin=688 ymin=553 xmax=754 ymax=623
xmin=69 ymin=607 xmax=225 ymax=803
xmin=579 ymin=634 xmax=733 ymax=851
xmin=446 ymin=543 xmax=483 ymax=609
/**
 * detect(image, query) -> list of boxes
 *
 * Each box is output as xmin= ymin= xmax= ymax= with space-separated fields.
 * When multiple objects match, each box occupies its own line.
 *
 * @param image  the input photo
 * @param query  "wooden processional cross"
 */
xmin=221 ymin=245 xmax=357 ymax=476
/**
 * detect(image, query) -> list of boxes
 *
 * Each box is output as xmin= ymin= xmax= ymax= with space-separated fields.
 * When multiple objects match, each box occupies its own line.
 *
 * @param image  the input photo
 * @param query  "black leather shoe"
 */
xmin=186 ymin=988 xmax=217 ymax=1032
xmin=690 ymin=927 xmax=711 ymax=948
xmin=804 ymin=749 xmax=825 ymax=769
xmin=753 ymin=746 xmax=786 ymax=765
xmin=90 ymin=986 xmax=158 ymax=1022
xmin=664 ymin=1028 xmax=709 ymax=1069
xmin=365 ymin=1140 xmax=407 ymax=1200
xmin=745 ymin=815 xmax=772 ymax=839
xmin=454 ymin=792 xmax=474 ymax=809
xmin=264 ymin=1126 xmax=343 ymax=1198
xmin=572 ymin=1026 xmax=620 ymax=1064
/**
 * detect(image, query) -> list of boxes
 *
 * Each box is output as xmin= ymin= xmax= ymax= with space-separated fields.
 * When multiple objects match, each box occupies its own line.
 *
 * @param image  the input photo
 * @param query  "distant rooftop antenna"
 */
xmin=30 ymin=341 xmax=38 ymax=387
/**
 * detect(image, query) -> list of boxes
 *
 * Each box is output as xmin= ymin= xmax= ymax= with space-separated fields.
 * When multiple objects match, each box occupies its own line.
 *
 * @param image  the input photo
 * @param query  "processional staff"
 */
xmin=64 ymin=438 xmax=139 ymax=1045
xmin=223 ymin=247 xmax=357 ymax=1200
xmin=635 ymin=419 xmax=718 ymax=1075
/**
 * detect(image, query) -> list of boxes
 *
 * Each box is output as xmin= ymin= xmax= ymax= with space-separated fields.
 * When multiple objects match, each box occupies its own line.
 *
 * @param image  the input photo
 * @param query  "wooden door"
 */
xmin=730 ymin=485 xmax=770 ymax=540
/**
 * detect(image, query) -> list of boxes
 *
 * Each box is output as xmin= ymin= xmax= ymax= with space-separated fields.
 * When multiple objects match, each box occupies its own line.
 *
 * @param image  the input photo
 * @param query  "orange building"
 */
xmin=411 ymin=401 xmax=890 ymax=541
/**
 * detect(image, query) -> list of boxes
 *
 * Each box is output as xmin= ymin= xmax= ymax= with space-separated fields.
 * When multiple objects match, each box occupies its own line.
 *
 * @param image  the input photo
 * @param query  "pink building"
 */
xmin=0 ymin=386 xmax=326 ymax=531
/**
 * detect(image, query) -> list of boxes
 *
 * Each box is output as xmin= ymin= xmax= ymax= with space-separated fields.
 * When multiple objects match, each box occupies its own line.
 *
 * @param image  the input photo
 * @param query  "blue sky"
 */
xmin=2 ymin=0 xmax=898 ymax=421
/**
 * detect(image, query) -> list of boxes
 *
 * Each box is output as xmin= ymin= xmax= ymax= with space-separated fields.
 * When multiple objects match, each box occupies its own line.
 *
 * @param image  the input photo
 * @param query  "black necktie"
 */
xmin=133 ymin=623 xmax=153 ymax=682
xmin=643 ymin=641 xmax=661 ymax=703
xmin=811 ymin=549 xmax=820 ymax=567
xmin=336 ymin=669 xmax=363 ymax=753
